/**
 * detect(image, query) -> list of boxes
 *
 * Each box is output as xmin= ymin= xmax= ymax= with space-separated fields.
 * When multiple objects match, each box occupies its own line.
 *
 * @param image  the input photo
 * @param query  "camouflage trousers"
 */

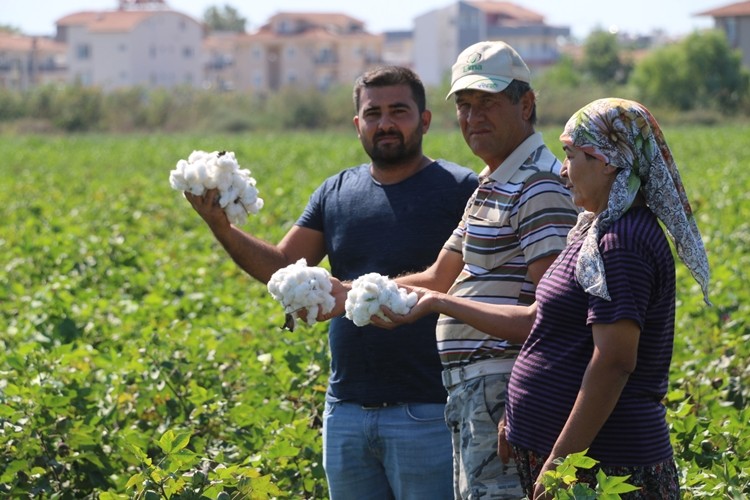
xmin=444 ymin=372 xmax=524 ymax=499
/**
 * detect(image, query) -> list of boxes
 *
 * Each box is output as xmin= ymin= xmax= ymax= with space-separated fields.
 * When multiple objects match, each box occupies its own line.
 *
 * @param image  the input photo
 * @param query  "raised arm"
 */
xmin=185 ymin=189 xmax=326 ymax=284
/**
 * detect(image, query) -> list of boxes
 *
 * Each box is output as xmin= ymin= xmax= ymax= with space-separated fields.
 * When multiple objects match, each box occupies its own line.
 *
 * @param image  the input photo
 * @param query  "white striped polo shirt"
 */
xmin=436 ymin=132 xmax=579 ymax=369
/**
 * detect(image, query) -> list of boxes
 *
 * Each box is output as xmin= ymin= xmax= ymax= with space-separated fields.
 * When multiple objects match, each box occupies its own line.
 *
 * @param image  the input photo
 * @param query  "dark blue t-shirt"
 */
xmin=297 ymin=160 xmax=478 ymax=404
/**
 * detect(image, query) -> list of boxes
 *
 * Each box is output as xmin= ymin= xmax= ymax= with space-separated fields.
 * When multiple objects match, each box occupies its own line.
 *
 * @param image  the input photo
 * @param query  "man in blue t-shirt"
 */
xmin=185 ymin=66 xmax=478 ymax=500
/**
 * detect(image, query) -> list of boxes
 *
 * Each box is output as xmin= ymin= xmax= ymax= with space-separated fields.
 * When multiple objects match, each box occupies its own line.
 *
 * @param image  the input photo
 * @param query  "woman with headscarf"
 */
xmin=372 ymin=98 xmax=710 ymax=498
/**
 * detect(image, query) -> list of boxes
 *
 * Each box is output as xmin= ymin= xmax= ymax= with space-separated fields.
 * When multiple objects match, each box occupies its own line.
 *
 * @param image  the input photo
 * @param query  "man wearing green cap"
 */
xmin=374 ymin=41 xmax=579 ymax=498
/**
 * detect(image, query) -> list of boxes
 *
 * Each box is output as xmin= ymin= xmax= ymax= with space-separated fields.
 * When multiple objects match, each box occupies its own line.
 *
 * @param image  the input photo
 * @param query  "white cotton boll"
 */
xmin=345 ymin=273 xmax=416 ymax=327
xmin=169 ymin=169 xmax=189 ymax=191
xmin=218 ymin=184 xmax=240 ymax=208
xmin=187 ymin=150 xmax=207 ymax=163
xmin=183 ymin=162 xmax=201 ymax=186
xmin=194 ymin=162 xmax=210 ymax=185
xmin=267 ymin=258 xmax=335 ymax=328
xmin=203 ymin=169 xmax=219 ymax=190
xmin=242 ymin=190 xmax=263 ymax=215
xmin=224 ymin=202 xmax=246 ymax=225
xmin=214 ymin=169 xmax=234 ymax=192
xmin=216 ymin=151 xmax=237 ymax=169
xmin=170 ymin=149 xmax=264 ymax=225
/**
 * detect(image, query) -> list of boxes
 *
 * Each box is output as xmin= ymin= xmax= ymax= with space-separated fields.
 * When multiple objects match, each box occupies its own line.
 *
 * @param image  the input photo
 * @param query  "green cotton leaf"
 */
xmin=80 ymin=451 xmax=106 ymax=469
xmin=126 ymin=442 xmax=151 ymax=465
xmin=158 ymin=429 xmax=191 ymax=454
xmin=569 ymin=484 xmax=597 ymax=499
xmin=99 ymin=492 xmax=128 ymax=500
xmin=595 ymin=469 xmax=640 ymax=494
xmin=0 ymin=459 xmax=28 ymax=483
xmin=125 ymin=472 xmax=146 ymax=490
xmin=228 ymin=403 xmax=261 ymax=428
xmin=246 ymin=473 xmax=284 ymax=499
xmin=5 ymin=356 xmax=26 ymax=373
xmin=0 ymin=403 xmax=16 ymax=417
xmin=67 ymin=429 xmax=99 ymax=447
xmin=562 ymin=449 xmax=598 ymax=469
xmin=187 ymin=381 xmax=212 ymax=406
xmin=266 ymin=440 xmax=300 ymax=459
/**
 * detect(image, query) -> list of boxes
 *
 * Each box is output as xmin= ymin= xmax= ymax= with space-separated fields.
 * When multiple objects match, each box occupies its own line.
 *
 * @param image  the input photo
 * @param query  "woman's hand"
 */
xmin=532 ymin=458 xmax=557 ymax=500
xmin=497 ymin=417 xmax=510 ymax=463
xmin=369 ymin=286 xmax=439 ymax=329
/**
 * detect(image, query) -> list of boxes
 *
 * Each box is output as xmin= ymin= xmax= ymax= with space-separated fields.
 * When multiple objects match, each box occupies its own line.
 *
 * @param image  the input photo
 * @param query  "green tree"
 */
xmin=583 ymin=30 xmax=630 ymax=84
xmin=631 ymin=30 xmax=750 ymax=112
xmin=203 ymin=4 xmax=247 ymax=33
xmin=0 ymin=24 xmax=20 ymax=34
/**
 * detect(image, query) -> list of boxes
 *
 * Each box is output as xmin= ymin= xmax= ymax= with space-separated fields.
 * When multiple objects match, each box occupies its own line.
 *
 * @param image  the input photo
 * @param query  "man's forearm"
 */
xmin=210 ymin=223 xmax=290 ymax=284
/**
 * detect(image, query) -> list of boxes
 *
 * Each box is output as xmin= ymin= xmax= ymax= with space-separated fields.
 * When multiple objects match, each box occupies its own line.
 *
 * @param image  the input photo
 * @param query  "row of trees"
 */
xmin=558 ymin=29 xmax=749 ymax=113
xmin=0 ymin=30 xmax=748 ymax=133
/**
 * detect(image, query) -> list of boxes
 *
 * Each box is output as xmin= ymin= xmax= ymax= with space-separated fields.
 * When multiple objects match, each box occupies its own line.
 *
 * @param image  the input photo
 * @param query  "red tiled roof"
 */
xmin=696 ymin=0 xmax=750 ymax=17
xmin=0 ymin=32 xmax=66 ymax=53
xmin=467 ymin=1 xmax=545 ymax=22
xmin=56 ymin=10 xmax=197 ymax=33
xmin=268 ymin=12 xmax=365 ymax=27
xmin=236 ymin=27 xmax=380 ymax=45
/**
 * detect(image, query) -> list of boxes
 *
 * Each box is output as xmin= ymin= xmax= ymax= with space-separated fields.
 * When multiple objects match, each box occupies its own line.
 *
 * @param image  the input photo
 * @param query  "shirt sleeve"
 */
xmin=515 ymin=172 xmax=578 ymax=264
xmin=587 ymin=232 xmax=653 ymax=328
xmin=296 ymin=184 xmax=325 ymax=231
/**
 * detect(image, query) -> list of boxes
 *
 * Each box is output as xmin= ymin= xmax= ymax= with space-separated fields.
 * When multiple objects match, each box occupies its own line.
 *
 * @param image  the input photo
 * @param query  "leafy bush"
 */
xmin=0 ymin=127 xmax=748 ymax=498
xmin=631 ymin=30 xmax=750 ymax=113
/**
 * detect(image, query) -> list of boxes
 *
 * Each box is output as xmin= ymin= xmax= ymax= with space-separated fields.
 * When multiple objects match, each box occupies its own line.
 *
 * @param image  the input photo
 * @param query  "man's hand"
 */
xmin=312 ymin=277 xmax=348 ymax=322
xmin=184 ymin=188 xmax=230 ymax=230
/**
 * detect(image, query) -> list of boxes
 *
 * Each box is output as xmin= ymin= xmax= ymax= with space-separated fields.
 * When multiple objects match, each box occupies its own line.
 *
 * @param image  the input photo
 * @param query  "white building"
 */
xmin=56 ymin=2 xmax=203 ymax=91
xmin=414 ymin=1 xmax=570 ymax=86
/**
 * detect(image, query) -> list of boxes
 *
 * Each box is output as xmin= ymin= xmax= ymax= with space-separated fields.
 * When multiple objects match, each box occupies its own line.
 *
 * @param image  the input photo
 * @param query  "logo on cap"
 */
xmin=467 ymin=52 xmax=482 ymax=64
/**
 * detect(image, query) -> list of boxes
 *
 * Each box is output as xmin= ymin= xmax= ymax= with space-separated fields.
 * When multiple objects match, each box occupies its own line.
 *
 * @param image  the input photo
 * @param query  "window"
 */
xmin=725 ymin=18 xmax=738 ymax=45
xmin=76 ymin=44 xmax=90 ymax=59
xmin=183 ymin=46 xmax=193 ymax=58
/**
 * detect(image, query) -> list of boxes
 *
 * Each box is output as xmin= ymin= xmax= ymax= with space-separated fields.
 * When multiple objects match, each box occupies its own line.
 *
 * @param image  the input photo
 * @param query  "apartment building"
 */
xmin=205 ymin=12 xmax=383 ymax=94
xmin=0 ymin=32 xmax=67 ymax=90
xmin=697 ymin=0 xmax=750 ymax=68
xmin=55 ymin=3 xmax=203 ymax=91
xmin=413 ymin=1 xmax=570 ymax=86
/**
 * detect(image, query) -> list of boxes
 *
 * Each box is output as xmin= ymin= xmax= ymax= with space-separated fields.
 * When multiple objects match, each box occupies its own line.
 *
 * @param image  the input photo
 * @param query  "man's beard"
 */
xmin=366 ymin=129 xmax=423 ymax=168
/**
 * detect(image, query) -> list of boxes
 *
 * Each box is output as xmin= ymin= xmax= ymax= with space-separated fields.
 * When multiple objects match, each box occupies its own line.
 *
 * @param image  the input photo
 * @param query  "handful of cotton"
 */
xmin=267 ymin=259 xmax=335 ymax=331
xmin=169 ymin=150 xmax=264 ymax=225
xmin=345 ymin=273 xmax=418 ymax=327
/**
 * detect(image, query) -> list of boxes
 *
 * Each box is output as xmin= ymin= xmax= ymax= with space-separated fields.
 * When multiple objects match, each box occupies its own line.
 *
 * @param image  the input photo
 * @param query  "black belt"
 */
xmin=361 ymin=402 xmax=403 ymax=409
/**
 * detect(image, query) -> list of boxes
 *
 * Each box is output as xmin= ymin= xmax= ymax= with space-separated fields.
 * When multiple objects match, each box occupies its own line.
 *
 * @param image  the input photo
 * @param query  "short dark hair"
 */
xmin=353 ymin=66 xmax=427 ymax=114
xmin=502 ymin=80 xmax=537 ymax=125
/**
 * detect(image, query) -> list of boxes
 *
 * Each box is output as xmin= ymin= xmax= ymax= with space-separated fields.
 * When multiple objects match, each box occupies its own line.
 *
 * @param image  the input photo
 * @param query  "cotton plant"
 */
xmin=169 ymin=150 xmax=264 ymax=225
xmin=267 ymin=258 xmax=336 ymax=330
xmin=345 ymin=273 xmax=418 ymax=327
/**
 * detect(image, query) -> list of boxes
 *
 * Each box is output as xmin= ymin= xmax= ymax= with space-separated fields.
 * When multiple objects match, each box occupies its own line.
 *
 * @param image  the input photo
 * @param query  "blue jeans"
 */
xmin=322 ymin=401 xmax=453 ymax=500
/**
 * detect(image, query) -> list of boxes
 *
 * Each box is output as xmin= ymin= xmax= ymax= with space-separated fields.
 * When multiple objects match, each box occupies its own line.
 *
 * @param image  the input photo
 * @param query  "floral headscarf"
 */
xmin=560 ymin=98 xmax=710 ymax=304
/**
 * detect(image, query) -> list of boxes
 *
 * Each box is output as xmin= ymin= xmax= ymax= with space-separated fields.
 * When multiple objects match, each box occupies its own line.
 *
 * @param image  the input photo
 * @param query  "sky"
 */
xmin=3 ymin=0 xmax=723 ymax=39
